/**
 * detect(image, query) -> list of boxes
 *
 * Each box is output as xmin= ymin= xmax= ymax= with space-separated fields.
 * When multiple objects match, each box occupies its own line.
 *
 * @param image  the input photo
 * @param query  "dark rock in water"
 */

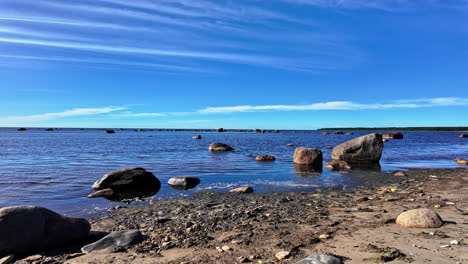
xmin=209 ymin=143 xmax=234 ymax=151
xmin=45 ymin=128 xmax=54 ymax=131
xmin=382 ymin=132 xmax=403 ymax=139
xmin=331 ymin=133 xmax=383 ymax=165
xmin=323 ymin=146 xmax=333 ymax=149
xmin=295 ymin=254 xmax=344 ymax=264
xmin=168 ymin=176 xmax=201 ymax=190
xmin=333 ymin=131 xmax=344 ymax=134
xmin=216 ymin=128 xmax=224 ymax=132
xmin=293 ymin=147 xmax=323 ymax=171
xmin=255 ymin=155 xmax=276 ymax=161
xmin=104 ymin=130 xmax=115 ymax=134
xmin=81 ymin=230 xmax=144 ymax=253
xmin=253 ymin=129 xmax=262 ymax=133
xmin=92 ymin=168 xmax=161 ymax=200
xmin=87 ymin=188 xmax=114 ymax=198
xmin=0 ymin=206 xmax=90 ymax=254
xmin=274 ymin=129 xmax=280 ymax=133
xmin=294 ymin=163 xmax=323 ymax=173
xmin=192 ymin=135 xmax=202 ymax=139
xmin=17 ymin=128 xmax=27 ymax=131
xmin=459 ymin=134 xmax=468 ymax=138
xmin=286 ymin=144 xmax=294 ymax=146
xmin=324 ymin=160 xmax=351 ymax=171
xmin=230 ymin=186 xmax=253 ymax=194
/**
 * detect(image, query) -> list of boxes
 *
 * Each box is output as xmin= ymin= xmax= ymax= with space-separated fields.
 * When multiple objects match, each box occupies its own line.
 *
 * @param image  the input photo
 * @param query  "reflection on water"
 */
xmin=0 ymin=128 xmax=466 ymax=216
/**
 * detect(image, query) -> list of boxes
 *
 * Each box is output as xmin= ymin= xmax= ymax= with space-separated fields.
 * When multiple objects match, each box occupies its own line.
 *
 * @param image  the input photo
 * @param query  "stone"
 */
xmin=221 ymin=245 xmax=231 ymax=251
xmin=323 ymin=146 xmax=333 ymax=149
xmin=168 ymin=176 xmax=200 ymax=190
xmin=16 ymin=128 xmax=27 ymax=131
xmin=91 ymin=168 xmax=161 ymax=198
xmin=295 ymin=254 xmax=344 ymax=264
xmin=192 ymin=135 xmax=202 ymax=139
xmin=346 ymin=132 xmax=354 ymax=135
xmin=216 ymin=128 xmax=224 ymax=132
xmin=253 ymin=129 xmax=262 ymax=133
xmin=458 ymin=134 xmax=468 ymax=138
xmin=230 ymin=186 xmax=253 ymax=194
xmin=333 ymin=131 xmax=344 ymax=134
xmin=319 ymin=234 xmax=330 ymax=239
xmin=274 ymin=129 xmax=280 ymax=133
xmin=382 ymin=132 xmax=403 ymax=139
xmin=383 ymin=139 xmax=389 ymax=142
xmin=255 ymin=155 xmax=276 ymax=161
xmin=324 ymin=160 xmax=351 ymax=171
xmin=209 ymin=143 xmax=234 ymax=151
xmin=45 ymin=128 xmax=54 ymax=131
xmin=0 ymin=206 xmax=90 ymax=254
xmin=321 ymin=132 xmax=330 ymax=135
xmin=104 ymin=130 xmax=115 ymax=134
xmin=81 ymin=230 xmax=144 ymax=253
xmin=396 ymin=208 xmax=443 ymax=228
xmin=293 ymin=147 xmax=323 ymax=171
xmin=275 ymin=251 xmax=290 ymax=260
xmin=394 ymin=171 xmax=407 ymax=177
xmin=454 ymin=158 xmax=468 ymax=165
xmin=354 ymin=196 xmax=369 ymax=202
xmin=331 ymin=133 xmax=383 ymax=164
xmin=286 ymin=144 xmax=294 ymax=146
xmin=0 ymin=255 xmax=14 ymax=264
xmin=87 ymin=188 xmax=114 ymax=198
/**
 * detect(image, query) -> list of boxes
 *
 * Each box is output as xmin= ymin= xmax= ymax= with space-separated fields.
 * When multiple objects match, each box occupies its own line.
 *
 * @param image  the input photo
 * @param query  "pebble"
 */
xmin=222 ymin=245 xmax=232 ymax=251
xmin=445 ymin=202 xmax=455 ymax=205
xmin=319 ymin=234 xmax=330 ymax=239
xmin=440 ymin=244 xmax=451 ymax=248
xmin=275 ymin=251 xmax=290 ymax=260
xmin=216 ymin=246 xmax=223 ymax=252
xmin=354 ymin=196 xmax=369 ymax=202
xmin=450 ymin=240 xmax=459 ymax=245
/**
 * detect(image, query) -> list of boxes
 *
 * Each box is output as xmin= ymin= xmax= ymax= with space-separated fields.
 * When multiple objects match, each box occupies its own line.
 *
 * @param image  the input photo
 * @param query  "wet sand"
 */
xmin=15 ymin=168 xmax=468 ymax=264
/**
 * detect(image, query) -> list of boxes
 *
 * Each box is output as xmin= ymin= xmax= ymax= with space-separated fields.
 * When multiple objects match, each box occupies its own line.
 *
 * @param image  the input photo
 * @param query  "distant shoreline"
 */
xmin=318 ymin=126 xmax=468 ymax=132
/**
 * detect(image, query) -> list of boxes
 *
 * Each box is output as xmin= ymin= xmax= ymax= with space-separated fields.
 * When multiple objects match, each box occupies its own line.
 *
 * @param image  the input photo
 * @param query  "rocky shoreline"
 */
xmin=5 ymin=167 xmax=466 ymax=264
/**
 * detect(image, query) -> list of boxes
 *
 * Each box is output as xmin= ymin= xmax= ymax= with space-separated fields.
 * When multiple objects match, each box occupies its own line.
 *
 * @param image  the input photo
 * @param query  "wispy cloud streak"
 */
xmin=0 ymin=107 xmax=126 ymax=123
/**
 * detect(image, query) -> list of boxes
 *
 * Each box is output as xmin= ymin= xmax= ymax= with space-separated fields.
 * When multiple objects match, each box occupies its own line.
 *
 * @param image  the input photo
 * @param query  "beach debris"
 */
xmin=209 ymin=143 xmax=234 ymax=151
xmin=394 ymin=171 xmax=407 ymax=177
xmin=255 ymin=155 xmax=276 ymax=161
xmin=192 ymin=135 xmax=202 ymax=139
xmin=91 ymin=168 xmax=161 ymax=201
xmin=104 ymin=129 xmax=115 ymax=134
xmin=396 ymin=208 xmax=443 ymax=228
xmin=275 ymin=251 xmax=291 ymax=260
xmin=293 ymin=147 xmax=323 ymax=171
xmin=81 ymin=230 xmax=145 ymax=253
xmin=294 ymin=254 xmax=344 ymax=264
xmin=0 ymin=206 xmax=90 ymax=254
xmin=382 ymin=132 xmax=404 ymax=139
xmin=331 ymin=133 xmax=383 ymax=165
xmin=324 ymin=160 xmax=352 ymax=171
xmin=230 ymin=186 xmax=254 ymax=194
xmin=168 ymin=176 xmax=200 ymax=190
xmin=454 ymin=158 xmax=468 ymax=165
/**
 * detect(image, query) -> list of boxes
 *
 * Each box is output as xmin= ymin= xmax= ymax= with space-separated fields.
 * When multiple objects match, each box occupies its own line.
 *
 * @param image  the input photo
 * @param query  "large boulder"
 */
xmin=382 ymin=132 xmax=403 ymax=139
xmin=91 ymin=168 xmax=161 ymax=199
xmin=209 ymin=143 xmax=234 ymax=151
xmin=81 ymin=230 xmax=144 ymax=253
xmin=0 ymin=206 xmax=90 ymax=254
xmin=396 ymin=208 xmax=443 ymax=228
xmin=168 ymin=176 xmax=201 ymax=190
xmin=331 ymin=134 xmax=383 ymax=164
xmin=293 ymin=147 xmax=323 ymax=171
xmin=295 ymin=254 xmax=344 ymax=264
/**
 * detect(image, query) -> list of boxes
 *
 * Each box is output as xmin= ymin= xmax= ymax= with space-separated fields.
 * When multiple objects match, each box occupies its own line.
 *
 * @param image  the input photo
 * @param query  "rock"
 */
xmin=333 ymin=131 xmax=344 ymax=134
xmin=230 ymin=186 xmax=253 ymax=194
xmin=81 ymin=230 xmax=144 ymax=253
xmin=286 ymin=144 xmax=294 ymax=146
xmin=209 ymin=143 xmax=234 ymax=151
xmin=0 ymin=255 xmax=14 ymax=264
xmin=168 ymin=176 xmax=201 ymax=190
xmin=394 ymin=171 xmax=407 ymax=177
xmin=319 ymin=234 xmax=330 ymax=239
xmin=275 ymin=251 xmax=291 ymax=260
xmin=324 ymin=160 xmax=351 ymax=171
xmin=454 ymin=158 xmax=468 ymax=165
xmin=253 ymin=129 xmax=262 ymax=133
xmin=346 ymin=132 xmax=354 ymax=135
xmin=458 ymin=134 xmax=468 ymax=138
xmin=354 ymin=196 xmax=369 ymax=202
xmin=16 ymin=128 xmax=27 ymax=131
xmin=0 ymin=206 xmax=90 ymax=254
xmin=274 ymin=129 xmax=280 ymax=133
xmin=92 ymin=168 xmax=161 ymax=198
xmin=396 ymin=208 xmax=443 ymax=228
xmin=104 ymin=130 xmax=115 ymax=134
xmin=216 ymin=128 xmax=224 ymax=132
xmin=87 ymin=188 xmax=114 ymax=198
xmin=382 ymin=132 xmax=403 ymax=139
xmin=255 ymin=155 xmax=276 ymax=161
xmin=295 ymin=254 xmax=344 ymax=264
xmin=383 ymin=139 xmax=389 ymax=142
xmin=331 ymin=133 xmax=383 ymax=164
xmin=321 ymin=132 xmax=330 ymax=135
xmin=323 ymin=146 xmax=333 ymax=149
xmin=45 ymin=128 xmax=54 ymax=131
xmin=293 ymin=147 xmax=323 ymax=171
xmin=192 ymin=135 xmax=202 ymax=139
xmin=221 ymin=245 xmax=231 ymax=251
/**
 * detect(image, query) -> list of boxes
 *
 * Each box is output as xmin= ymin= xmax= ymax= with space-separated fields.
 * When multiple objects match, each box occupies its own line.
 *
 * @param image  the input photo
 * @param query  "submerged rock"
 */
xmin=382 ymin=132 xmax=403 ymax=139
xmin=293 ymin=147 xmax=323 ymax=171
xmin=209 ymin=143 xmax=234 ymax=151
xmin=104 ymin=130 xmax=115 ymax=134
xmin=81 ymin=230 xmax=144 ymax=253
xmin=454 ymin=158 xmax=468 ymax=165
xmin=230 ymin=186 xmax=253 ymax=194
xmin=0 ymin=206 xmax=90 ymax=254
xmin=324 ymin=160 xmax=352 ymax=171
xmin=168 ymin=176 xmax=201 ymax=190
xmin=331 ymin=133 xmax=383 ymax=165
xmin=255 ymin=155 xmax=276 ymax=161
xmin=295 ymin=254 xmax=344 ymax=264
xmin=396 ymin=208 xmax=443 ymax=228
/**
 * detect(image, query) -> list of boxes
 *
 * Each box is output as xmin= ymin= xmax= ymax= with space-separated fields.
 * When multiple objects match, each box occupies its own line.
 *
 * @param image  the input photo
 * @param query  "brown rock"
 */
xmin=293 ymin=148 xmax=323 ymax=170
xmin=255 ymin=155 xmax=276 ymax=161
xmin=458 ymin=134 xmax=468 ymax=138
xmin=192 ymin=135 xmax=201 ymax=139
xmin=321 ymin=132 xmax=330 ymax=135
xmin=396 ymin=208 xmax=443 ymax=228
xmin=323 ymin=146 xmax=333 ymax=149
xmin=275 ymin=251 xmax=290 ymax=260
xmin=324 ymin=160 xmax=351 ymax=171
xmin=394 ymin=171 xmax=407 ymax=177
xmin=382 ymin=132 xmax=403 ymax=139
xmin=354 ymin=196 xmax=369 ymax=202
xmin=333 ymin=131 xmax=344 ymax=134
xmin=454 ymin=158 xmax=468 ymax=165
xmin=209 ymin=143 xmax=234 ymax=151
xmin=230 ymin=186 xmax=253 ymax=194
xmin=286 ymin=144 xmax=294 ymax=146
xmin=346 ymin=132 xmax=354 ymax=135
xmin=87 ymin=188 xmax=114 ymax=198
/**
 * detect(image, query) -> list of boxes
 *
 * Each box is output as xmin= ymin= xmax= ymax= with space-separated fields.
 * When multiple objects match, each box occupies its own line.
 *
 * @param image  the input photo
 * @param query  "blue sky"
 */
xmin=0 ymin=0 xmax=467 ymax=129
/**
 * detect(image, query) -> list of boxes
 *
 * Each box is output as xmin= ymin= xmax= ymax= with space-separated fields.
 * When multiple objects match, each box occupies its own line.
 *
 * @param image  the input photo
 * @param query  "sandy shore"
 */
xmin=14 ymin=167 xmax=467 ymax=264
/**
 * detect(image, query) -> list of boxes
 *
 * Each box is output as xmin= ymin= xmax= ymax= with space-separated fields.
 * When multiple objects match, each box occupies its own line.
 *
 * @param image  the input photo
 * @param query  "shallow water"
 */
xmin=0 ymin=128 xmax=466 ymax=217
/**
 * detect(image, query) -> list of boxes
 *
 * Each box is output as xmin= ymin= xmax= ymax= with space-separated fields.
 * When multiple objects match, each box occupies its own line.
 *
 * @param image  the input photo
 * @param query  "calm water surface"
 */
xmin=0 ymin=128 xmax=466 ymax=217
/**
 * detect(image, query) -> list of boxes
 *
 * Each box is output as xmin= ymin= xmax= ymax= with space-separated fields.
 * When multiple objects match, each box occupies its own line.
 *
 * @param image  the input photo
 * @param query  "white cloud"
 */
xmin=115 ymin=112 xmax=166 ymax=117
